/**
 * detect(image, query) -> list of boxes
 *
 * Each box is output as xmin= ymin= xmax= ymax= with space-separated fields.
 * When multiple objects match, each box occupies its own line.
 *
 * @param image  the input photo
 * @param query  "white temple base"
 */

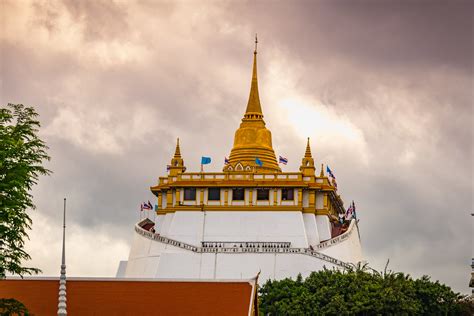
xmin=121 ymin=211 xmax=363 ymax=284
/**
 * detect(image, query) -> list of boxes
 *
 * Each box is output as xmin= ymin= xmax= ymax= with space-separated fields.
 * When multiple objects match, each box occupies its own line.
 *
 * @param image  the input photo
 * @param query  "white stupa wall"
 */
xmin=157 ymin=211 xmax=311 ymax=247
xmin=316 ymin=215 xmax=332 ymax=241
xmin=303 ymin=213 xmax=320 ymax=245
xmin=320 ymin=221 xmax=363 ymax=264
xmin=124 ymin=230 xmax=341 ymax=283
xmin=124 ymin=212 xmax=363 ymax=284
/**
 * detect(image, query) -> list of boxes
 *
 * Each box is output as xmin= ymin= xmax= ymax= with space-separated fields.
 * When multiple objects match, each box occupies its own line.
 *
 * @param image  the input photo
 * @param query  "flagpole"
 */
xmin=353 ymin=200 xmax=361 ymax=241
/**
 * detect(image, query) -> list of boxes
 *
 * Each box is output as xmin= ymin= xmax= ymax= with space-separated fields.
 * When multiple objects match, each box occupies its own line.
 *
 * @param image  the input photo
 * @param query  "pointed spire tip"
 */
xmin=254 ymin=33 xmax=258 ymax=54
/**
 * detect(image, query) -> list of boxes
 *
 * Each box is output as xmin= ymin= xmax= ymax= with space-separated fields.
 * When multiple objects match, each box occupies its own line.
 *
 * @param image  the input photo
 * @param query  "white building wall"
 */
xmin=157 ymin=252 xmax=202 ymax=278
xmin=199 ymin=211 xmax=308 ymax=247
xmin=160 ymin=213 xmax=175 ymax=236
xmin=320 ymin=221 xmax=363 ymax=264
xmin=155 ymin=214 xmax=165 ymax=233
xmin=166 ymin=212 xmax=204 ymax=245
xmin=275 ymin=254 xmax=335 ymax=280
xmin=302 ymin=190 xmax=309 ymax=207
xmin=315 ymin=192 xmax=324 ymax=209
xmin=124 ymin=213 xmax=363 ymax=285
xmin=303 ymin=213 xmax=320 ymax=245
xmin=316 ymin=215 xmax=332 ymax=242
xmin=116 ymin=261 xmax=128 ymax=277
xmin=162 ymin=193 xmax=167 ymax=209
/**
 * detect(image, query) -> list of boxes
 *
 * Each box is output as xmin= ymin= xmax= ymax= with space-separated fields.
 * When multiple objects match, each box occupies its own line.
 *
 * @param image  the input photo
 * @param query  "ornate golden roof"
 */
xmin=224 ymin=38 xmax=280 ymax=173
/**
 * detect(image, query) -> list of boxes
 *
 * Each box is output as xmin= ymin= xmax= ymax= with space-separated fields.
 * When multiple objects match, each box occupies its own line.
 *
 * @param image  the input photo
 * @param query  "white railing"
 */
xmin=135 ymin=222 xmax=351 ymax=269
xmin=315 ymin=219 xmax=356 ymax=250
xmin=201 ymin=241 xmax=291 ymax=249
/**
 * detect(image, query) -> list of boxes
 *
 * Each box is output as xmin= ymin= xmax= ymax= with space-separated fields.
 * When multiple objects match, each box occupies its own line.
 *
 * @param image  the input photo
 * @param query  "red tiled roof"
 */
xmin=0 ymin=278 xmax=257 ymax=316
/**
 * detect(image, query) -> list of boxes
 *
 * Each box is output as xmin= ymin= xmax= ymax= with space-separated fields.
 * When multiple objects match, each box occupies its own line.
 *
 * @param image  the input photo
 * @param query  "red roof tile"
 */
xmin=0 ymin=278 xmax=257 ymax=316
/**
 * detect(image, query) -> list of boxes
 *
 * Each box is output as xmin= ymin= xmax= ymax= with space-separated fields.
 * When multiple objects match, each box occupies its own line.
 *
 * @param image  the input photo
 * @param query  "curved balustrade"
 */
xmin=201 ymin=241 xmax=291 ymax=249
xmin=135 ymin=223 xmax=351 ymax=269
xmin=315 ymin=219 xmax=356 ymax=250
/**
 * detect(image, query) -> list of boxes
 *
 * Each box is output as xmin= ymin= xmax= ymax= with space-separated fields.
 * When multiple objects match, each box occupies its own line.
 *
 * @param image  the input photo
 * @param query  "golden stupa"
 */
xmin=224 ymin=41 xmax=280 ymax=173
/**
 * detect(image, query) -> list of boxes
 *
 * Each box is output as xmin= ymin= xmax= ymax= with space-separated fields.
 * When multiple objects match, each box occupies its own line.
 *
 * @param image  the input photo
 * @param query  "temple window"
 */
xmin=208 ymin=188 xmax=220 ymax=201
xmin=257 ymin=188 xmax=269 ymax=200
xmin=232 ymin=188 xmax=245 ymax=201
xmin=183 ymin=188 xmax=196 ymax=200
xmin=282 ymin=188 xmax=294 ymax=201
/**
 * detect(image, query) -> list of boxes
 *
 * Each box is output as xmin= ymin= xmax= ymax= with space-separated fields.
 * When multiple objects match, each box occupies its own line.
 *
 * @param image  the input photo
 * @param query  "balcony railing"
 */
xmin=159 ymin=172 xmax=304 ymax=185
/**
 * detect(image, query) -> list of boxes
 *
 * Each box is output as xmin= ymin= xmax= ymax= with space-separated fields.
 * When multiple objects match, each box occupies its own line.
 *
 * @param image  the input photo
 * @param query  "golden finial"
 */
xmin=305 ymin=137 xmax=312 ymax=158
xmin=254 ymin=33 xmax=258 ymax=54
xmin=174 ymin=138 xmax=181 ymax=158
xmin=320 ymin=163 xmax=324 ymax=177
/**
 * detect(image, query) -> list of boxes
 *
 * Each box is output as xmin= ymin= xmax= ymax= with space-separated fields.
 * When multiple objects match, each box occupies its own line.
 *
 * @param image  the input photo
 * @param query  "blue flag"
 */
xmin=326 ymin=165 xmax=336 ymax=179
xmin=255 ymin=157 xmax=263 ymax=166
xmin=201 ymin=156 xmax=211 ymax=165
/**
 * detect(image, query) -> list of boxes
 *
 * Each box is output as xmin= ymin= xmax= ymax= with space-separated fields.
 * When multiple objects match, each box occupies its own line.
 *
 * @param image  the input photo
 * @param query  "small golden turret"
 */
xmin=169 ymin=138 xmax=186 ymax=176
xmin=300 ymin=138 xmax=315 ymax=176
xmin=224 ymin=36 xmax=280 ymax=173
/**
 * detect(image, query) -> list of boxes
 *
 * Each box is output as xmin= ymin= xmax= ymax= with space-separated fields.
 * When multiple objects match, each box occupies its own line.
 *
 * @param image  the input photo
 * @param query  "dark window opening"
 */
xmin=257 ymin=188 xmax=270 ymax=201
xmin=183 ymin=188 xmax=196 ymax=200
xmin=208 ymin=188 xmax=220 ymax=201
xmin=232 ymin=188 xmax=245 ymax=201
xmin=282 ymin=188 xmax=294 ymax=201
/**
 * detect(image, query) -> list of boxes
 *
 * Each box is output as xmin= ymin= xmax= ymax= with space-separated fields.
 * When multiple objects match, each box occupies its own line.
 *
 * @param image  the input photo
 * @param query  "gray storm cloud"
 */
xmin=1 ymin=0 xmax=472 ymax=293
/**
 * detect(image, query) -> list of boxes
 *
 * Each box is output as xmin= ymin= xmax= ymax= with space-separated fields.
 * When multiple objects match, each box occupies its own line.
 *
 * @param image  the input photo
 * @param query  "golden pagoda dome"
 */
xmin=224 ymin=37 xmax=281 ymax=173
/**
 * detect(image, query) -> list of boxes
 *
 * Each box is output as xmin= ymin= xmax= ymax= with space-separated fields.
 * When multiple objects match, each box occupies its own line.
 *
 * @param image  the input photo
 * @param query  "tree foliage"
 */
xmin=259 ymin=263 xmax=471 ymax=315
xmin=0 ymin=298 xmax=30 ymax=316
xmin=0 ymin=103 xmax=51 ymax=278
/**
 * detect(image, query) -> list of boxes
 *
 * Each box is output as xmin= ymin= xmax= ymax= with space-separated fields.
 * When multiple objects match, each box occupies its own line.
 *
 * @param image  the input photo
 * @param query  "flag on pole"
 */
xmin=255 ymin=157 xmax=263 ymax=166
xmin=279 ymin=156 xmax=288 ymax=165
xmin=224 ymin=157 xmax=230 ymax=165
xmin=201 ymin=157 xmax=211 ymax=165
xmin=326 ymin=166 xmax=336 ymax=179
xmin=326 ymin=165 xmax=337 ymax=189
xmin=345 ymin=203 xmax=353 ymax=220
xmin=352 ymin=200 xmax=357 ymax=219
xmin=141 ymin=201 xmax=153 ymax=211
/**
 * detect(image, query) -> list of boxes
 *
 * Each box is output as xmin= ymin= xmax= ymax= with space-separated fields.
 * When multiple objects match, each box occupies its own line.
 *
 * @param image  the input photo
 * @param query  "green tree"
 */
xmin=0 ymin=298 xmax=30 ymax=315
xmin=259 ymin=263 xmax=471 ymax=315
xmin=0 ymin=103 xmax=51 ymax=278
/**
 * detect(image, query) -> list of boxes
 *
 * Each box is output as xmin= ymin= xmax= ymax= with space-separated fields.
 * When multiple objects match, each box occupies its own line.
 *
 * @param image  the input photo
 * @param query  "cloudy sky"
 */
xmin=1 ymin=0 xmax=472 ymax=293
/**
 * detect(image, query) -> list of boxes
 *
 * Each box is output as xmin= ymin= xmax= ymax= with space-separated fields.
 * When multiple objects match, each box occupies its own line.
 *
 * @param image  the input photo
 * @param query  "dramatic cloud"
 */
xmin=1 ymin=0 xmax=472 ymax=292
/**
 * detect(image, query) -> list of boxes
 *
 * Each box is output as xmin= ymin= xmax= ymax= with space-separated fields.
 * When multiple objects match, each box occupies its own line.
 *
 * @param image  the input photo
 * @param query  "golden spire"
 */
xmin=170 ymin=138 xmax=185 ymax=176
xmin=305 ymin=137 xmax=312 ymax=158
xmin=300 ymin=137 xmax=315 ymax=176
xmin=174 ymin=138 xmax=181 ymax=158
xmin=244 ymin=34 xmax=263 ymax=119
xmin=320 ymin=163 xmax=324 ymax=177
xmin=224 ymin=36 xmax=280 ymax=173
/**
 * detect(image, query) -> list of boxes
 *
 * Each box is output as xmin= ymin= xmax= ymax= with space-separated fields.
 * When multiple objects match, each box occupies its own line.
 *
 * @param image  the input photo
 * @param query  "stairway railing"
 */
xmin=134 ymin=222 xmax=351 ymax=269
